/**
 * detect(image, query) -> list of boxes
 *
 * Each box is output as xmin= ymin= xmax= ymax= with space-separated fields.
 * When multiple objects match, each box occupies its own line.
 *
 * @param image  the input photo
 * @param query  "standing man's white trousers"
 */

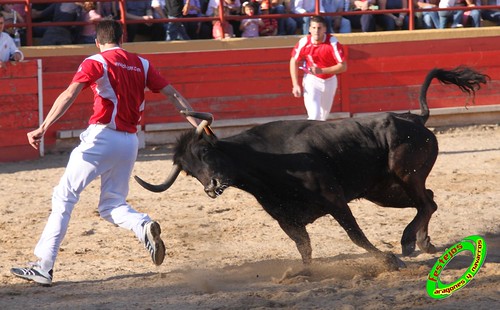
xmin=303 ymin=74 xmax=338 ymax=121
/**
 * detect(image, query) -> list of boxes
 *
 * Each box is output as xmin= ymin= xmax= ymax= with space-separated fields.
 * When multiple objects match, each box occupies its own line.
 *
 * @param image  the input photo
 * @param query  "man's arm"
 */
xmin=290 ymin=57 xmax=302 ymax=97
xmin=160 ymin=84 xmax=199 ymax=127
xmin=311 ymin=61 xmax=347 ymax=75
xmin=27 ymin=82 xmax=85 ymax=149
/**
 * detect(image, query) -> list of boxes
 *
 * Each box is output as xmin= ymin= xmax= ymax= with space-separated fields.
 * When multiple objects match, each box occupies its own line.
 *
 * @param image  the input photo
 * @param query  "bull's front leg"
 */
xmin=277 ymin=221 xmax=312 ymax=265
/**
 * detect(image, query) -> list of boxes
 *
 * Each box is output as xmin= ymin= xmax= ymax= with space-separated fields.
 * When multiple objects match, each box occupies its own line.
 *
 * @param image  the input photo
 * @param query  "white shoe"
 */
xmin=11 ymin=262 xmax=53 ymax=286
xmin=143 ymin=221 xmax=166 ymax=266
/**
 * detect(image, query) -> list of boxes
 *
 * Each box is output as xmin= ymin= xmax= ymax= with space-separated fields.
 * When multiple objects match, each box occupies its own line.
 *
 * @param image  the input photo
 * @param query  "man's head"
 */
xmin=95 ymin=20 xmax=123 ymax=45
xmin=0 ymin=15 xmax=5 ymax=33
xmin=309 ymin=16 xmax=327 ymax=43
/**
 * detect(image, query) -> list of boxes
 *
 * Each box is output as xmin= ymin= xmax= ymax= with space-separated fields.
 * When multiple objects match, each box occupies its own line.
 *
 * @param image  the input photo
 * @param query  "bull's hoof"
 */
xmin=402 ymin=242 xmax=416 ymax=256
xmin=382 ymin=253 xmax=406 ymax=271
xmin=417 ymin=237 xmax=437 ymax=254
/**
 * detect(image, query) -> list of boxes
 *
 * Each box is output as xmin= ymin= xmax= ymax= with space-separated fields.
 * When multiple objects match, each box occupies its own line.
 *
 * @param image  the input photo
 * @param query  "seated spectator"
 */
xmin=346 ymin=0 xmax=377 ymax=32
xmin=184 ymin=0 xmax=203 ymax=39
xmin=270 ymin=0 xmax=298 ymax=35
xmin=377 ymin=0 xmax=409 ymax=30
xmin=294 ymin=0 xmax=325 ymax=34
xmin=76 ymin=2 xmax=104 ymax=44
xmin=240 ymin=1 xmax=264 ymax=37
xmin=480 ymin=0 xmax=500 ymax=25
xmin=31 ymin=3 xmax=81 ymax=45
xmin=0 ymin=15 xmax=23 ymax=68
xmin=456 ymin=0 xmax=481 ymax=27
xmin=1 ymin=3 xmax=25 ymax=38
xmin=322 ymin=0 xmax=352 ymax=33
xmin=31 ymin=2 xmax=51 ymax=39
xmin=97 ymin=1 xmax=120 ymax=19
xmin=207 ymin=0 xmax=242 ymax=36
xmin=415 ymin=0 xmax=440 ymax=29
xmin=212 ymin=4 xmax=234 ymax=39
xmin=125 ymin=0 xmax=164 ymax=41
xmin=259 ymin=1 xmax=278 ymax=36
xmin=438 ymin=0 xmax=465 ymax=28
xmin=163 ymin=0 xmax=191 ymax=40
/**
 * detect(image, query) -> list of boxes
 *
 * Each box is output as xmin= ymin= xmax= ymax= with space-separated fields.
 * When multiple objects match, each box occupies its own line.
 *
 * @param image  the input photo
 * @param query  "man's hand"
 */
xmin=11 ymin=52 xmax=22 ymax=62
xmin=292 ymin=85 xmax=302 ymax=97
xmin=27 ymin=127 xmax=45 ymax=150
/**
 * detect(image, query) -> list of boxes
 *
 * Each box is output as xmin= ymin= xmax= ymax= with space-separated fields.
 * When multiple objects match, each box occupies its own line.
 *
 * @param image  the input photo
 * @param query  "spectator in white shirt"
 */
xmin=0 ymin=15 xmax=23 ymax=68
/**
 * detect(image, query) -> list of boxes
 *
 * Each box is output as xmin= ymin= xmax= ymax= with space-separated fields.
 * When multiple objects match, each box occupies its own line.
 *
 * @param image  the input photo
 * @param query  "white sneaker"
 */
xmin=143 ymin=221 xmax=166 ymax=266
xmin=11 ymin=262 xmax=53 ymax=286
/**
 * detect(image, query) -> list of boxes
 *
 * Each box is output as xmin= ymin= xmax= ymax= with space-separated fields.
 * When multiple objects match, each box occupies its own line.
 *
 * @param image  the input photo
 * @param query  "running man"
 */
xmin=290 ymin=15 xmax=347 ymax=121
xmin=11 ymin=20 xmax=194 ymax=286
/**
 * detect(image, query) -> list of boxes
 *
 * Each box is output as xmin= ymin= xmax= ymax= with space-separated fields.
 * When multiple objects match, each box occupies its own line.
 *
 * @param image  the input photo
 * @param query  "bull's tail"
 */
xmin=419 ymin=66 xmax=490 ymax=124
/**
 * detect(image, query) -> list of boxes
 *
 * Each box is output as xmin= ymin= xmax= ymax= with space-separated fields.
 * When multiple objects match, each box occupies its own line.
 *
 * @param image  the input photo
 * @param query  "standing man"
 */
xmin=164 ymin=0 xmax=191 ymax=41
xmin=11 ymin=20 xmax=194 ymax=286
xmin=0 ymin=15 xmax=23 ymax=68
xmin=290 ymin=15 xmax=347 ymax=121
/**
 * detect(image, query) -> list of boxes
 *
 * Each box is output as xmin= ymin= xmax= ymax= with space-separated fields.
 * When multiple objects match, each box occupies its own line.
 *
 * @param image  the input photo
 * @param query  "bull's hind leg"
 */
xmin=401 ymin=188 xmax=438 ymax=256
xmin=328 ymin=201 xmax=405 ymax=270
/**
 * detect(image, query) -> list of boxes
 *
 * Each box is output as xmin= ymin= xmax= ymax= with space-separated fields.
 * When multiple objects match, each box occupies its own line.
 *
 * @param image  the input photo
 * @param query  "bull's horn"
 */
xmin=180 ymin=110 xmax=214 ymax=125
xmin=134 ymin=164 xmax=182 ymax=193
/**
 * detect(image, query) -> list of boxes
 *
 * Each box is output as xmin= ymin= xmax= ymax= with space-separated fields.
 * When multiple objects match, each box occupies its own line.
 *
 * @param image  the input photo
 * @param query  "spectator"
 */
xmin=31 ymin=3 xmax=52 ymax=39
xmin=290 ymin=15 xmax=347 ymax=121
xmin=438 ymin=0 xmax=465 ymax=28
xmin=480 ymin=0 xmax=500 ymax=25
xmin=164 ymin=0 xmax=191 ymax=40
xmin=259 ymin=1 xmax=278 ymax=36
xmin=212 ymin=4 xmax=234 ymax=38
xmin=415 ymin=0 xmax=440 ymax=29
xmin=31 ymin=3 xmax=81 ymax=45
xmin=294 ymin=0 xmax=325 ymax=34
xmin=0 ymin=15 xmax=23 ymax=68
xmin=377 ymin=0 xmax=409 ymax=30
xmin=207 ymin=0 xmax=242 ymax=36
xmin=270 ymin=0 xmax=298 ymax=35
xmin=76 ymin=2 xmax=104 ymax=44
xmin=322 ymin=0 xmax=352 ymax=33
xmin=1 ymin=3 xmax=25 ymax=38
xmin=457 ymin=0 xmax=481 ymax=27
xmin=184 ymin=0 xmax=203 ymax=39
xmin=346 ymin=0 xmax=377 ymax=32
xmin=97 ymin=1 xmax=120 ymax=20
xmin=125 ymin=0 xmax=164 ymax=41
xmin=240 ymin=1 xmax=264 ymax=37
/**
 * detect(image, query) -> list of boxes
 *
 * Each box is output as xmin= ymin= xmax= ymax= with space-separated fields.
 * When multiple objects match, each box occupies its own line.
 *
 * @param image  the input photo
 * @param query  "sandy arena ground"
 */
xmin=0 ymin=124 xmax=499 ymax=310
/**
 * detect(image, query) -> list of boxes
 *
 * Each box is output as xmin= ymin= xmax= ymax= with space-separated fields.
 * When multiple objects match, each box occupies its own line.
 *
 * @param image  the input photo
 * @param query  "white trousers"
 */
xmin=34 ymin=125 xmax=150 ymax=272
xmin=303 ymin=74 xmax=338 ymax=121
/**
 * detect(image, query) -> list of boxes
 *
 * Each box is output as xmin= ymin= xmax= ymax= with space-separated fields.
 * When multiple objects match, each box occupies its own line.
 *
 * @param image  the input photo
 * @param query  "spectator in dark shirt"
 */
xmin=32 ymin=3 xmax=81 ymax=45
xmin=125 ymin=0 xmax=164 ymax=41
xmin=165 ymin=0 xmax=191 ymax=40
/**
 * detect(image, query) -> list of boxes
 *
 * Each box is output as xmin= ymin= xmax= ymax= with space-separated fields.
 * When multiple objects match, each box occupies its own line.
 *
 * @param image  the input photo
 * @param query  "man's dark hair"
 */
xmin=310 ymin=15 xmax=327 ymax=27
xmin=96 ymin=20 xmax=123 ymax=44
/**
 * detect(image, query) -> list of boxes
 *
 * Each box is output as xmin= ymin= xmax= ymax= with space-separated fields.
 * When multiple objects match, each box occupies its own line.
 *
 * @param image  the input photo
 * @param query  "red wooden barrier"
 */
xmin=0 ymin=60 xmax=40 ymax=162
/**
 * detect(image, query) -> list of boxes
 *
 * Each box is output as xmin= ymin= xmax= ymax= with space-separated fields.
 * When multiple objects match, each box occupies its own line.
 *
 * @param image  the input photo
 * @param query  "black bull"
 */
xmin=135 ymin=67 xmax=488 ymax=270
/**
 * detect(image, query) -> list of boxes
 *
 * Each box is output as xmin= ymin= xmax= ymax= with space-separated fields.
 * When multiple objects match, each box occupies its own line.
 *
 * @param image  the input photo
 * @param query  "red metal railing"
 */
xmin=1 ymin=0 xmax=498 ymax=46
